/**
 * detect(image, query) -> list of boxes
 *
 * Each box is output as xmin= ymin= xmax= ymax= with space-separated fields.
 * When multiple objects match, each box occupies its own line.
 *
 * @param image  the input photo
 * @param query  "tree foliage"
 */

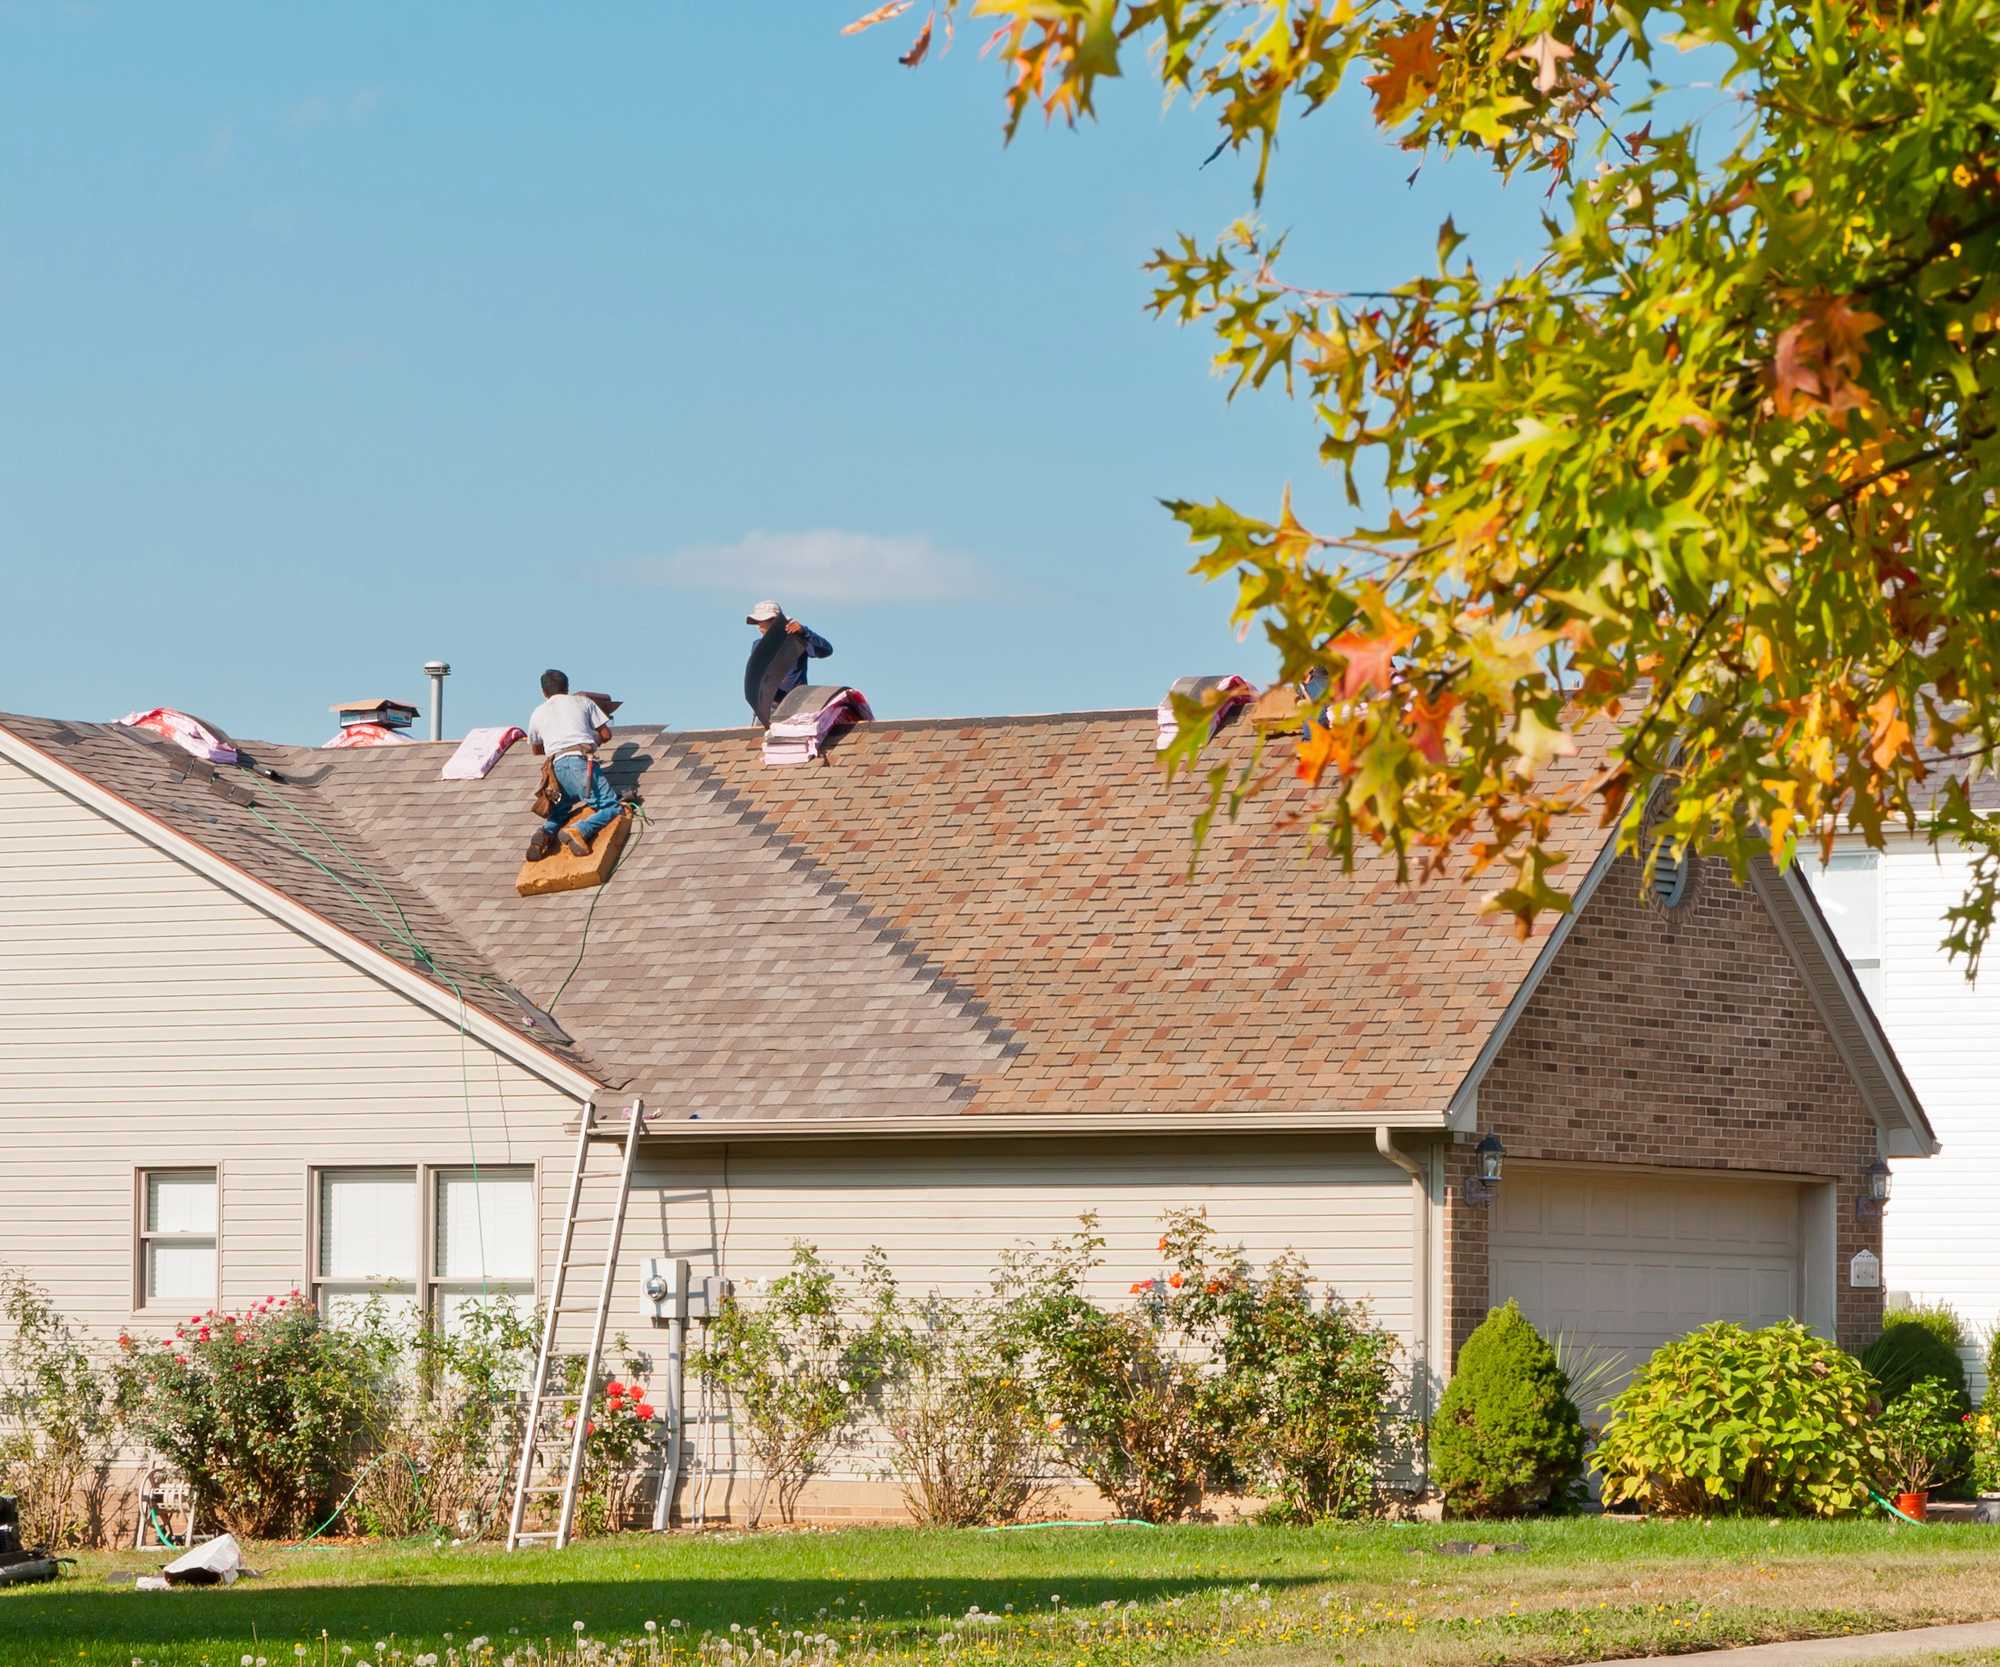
xmin=858 ymin=0 xmax=2000 ymax=955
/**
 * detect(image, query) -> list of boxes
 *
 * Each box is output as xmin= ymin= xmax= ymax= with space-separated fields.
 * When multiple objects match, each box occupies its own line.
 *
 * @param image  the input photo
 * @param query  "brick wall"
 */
xmin=1442 ymin=852 xmax=1886 ymax=1366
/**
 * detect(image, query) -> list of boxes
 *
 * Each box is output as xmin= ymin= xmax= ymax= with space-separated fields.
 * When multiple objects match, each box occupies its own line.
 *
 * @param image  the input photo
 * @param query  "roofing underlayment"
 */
xmin=1 ymin=705 xmax=1634 ymax=1125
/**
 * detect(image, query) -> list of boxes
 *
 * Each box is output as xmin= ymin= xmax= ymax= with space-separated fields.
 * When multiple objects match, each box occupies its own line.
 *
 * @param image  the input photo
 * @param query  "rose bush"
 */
xmin=115 ymin=1291 xmax=392 ymax=1538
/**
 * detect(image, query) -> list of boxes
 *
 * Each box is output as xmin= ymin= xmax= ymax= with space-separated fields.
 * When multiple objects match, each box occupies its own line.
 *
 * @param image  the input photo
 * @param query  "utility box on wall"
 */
xmin=642 ymin=1258 xmax=727 ymax=1323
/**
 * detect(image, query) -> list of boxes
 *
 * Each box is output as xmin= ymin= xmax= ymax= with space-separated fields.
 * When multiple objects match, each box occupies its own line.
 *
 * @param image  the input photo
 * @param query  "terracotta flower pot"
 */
xmin=1894 ymin=1490 xmax=1928 ymax=1521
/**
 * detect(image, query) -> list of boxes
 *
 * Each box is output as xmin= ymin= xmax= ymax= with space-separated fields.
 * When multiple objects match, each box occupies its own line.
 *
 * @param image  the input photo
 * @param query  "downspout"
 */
xmin=1375 ymin=1125 xmax=1432 ymax=1488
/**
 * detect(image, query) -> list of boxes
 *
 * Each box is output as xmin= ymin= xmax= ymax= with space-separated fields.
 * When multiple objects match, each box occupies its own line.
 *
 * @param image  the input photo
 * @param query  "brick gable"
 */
xmin=1443 ymin=850 xmax=1885 ymax=1362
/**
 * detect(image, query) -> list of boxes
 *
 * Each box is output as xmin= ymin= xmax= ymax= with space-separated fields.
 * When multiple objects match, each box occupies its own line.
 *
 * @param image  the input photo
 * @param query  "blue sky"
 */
xmin=1 ymin=3 xmax=1538 ymax=741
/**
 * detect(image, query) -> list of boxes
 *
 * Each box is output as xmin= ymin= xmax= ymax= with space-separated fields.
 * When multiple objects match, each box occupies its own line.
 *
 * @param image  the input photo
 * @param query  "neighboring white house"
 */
xmin=1809 ymin=838 xmax=1998 ymax=1395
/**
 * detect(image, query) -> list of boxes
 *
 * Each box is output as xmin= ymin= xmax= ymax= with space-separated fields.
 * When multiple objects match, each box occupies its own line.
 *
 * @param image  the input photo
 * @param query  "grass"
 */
xmin=5 ymin=1519 xmax=2000 ymax=1667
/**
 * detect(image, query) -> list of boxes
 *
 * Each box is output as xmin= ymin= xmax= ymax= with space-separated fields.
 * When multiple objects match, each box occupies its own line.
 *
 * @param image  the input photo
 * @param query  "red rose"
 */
xmin=1168 ymin=1273 xmax=1185 ymax=1289
xmin=605 ymin=1381 xmax=625 ymax=1398
xmin=197 ymin=1328 xmax=211 ymax=1342
xmin=635 ymin=1405 xmax=655 ymax=1420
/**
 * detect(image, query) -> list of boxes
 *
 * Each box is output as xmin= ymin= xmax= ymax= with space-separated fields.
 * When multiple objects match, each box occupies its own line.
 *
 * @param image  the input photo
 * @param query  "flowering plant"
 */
xmin=114 ymin=1292 xmax=392 ymax=1538
xmin=1968 ymin=1407 xmax=2000 ymax=1496
xmin=572 ymin=1375 xmax=657 ymax=1535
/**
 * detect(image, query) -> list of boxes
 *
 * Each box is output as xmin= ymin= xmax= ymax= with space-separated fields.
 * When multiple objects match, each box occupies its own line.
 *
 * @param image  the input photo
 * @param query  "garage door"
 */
xmin=1490 ymin=1168 xmax=1802 ymax=1401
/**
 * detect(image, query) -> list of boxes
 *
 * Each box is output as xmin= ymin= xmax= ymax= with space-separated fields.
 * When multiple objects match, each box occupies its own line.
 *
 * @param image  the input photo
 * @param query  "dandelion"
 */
xmin=645 ymin=1622 xmax=658 ymax=1634
xmin=574 ymin=1622 xmax=587 ymax=1633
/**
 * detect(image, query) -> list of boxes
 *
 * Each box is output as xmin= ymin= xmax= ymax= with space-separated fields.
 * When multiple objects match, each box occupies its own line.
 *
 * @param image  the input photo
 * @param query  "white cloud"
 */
xmin=615 ymin=529 xmax=987 ymax=605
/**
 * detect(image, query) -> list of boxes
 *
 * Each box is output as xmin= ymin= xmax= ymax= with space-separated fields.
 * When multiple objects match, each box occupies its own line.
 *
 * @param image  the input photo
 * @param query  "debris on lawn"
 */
xmin=162 ymin=1533 xmax=247 ymax=1586
xmin=1414 ymin=1540 xmax=1531 ymax=1556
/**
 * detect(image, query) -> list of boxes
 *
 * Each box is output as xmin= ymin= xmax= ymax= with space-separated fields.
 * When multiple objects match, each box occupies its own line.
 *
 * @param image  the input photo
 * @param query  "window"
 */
xmin=434 ymin=1169 xmax=537 ymax=1330
xmin=1811 ymin=850 xmax=1884 ymax=1009
xmin=313 ymin=1165 xmax=534 ymax=1329
xmin=139 ymin=1169 xmax=217 ymax=1307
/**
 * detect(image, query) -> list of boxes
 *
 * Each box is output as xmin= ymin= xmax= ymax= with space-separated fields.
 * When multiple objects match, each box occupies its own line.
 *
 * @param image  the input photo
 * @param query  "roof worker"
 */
xmin=746 ymin=599 xmax=832 ymax=703
xmin=525 ymin=669 xmax=621 ymax=861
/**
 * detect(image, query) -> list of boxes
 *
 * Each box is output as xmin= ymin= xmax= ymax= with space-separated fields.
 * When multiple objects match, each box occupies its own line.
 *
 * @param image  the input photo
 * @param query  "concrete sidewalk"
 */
xmin=1599 ymin=1619 xmax=2000 ymax=1664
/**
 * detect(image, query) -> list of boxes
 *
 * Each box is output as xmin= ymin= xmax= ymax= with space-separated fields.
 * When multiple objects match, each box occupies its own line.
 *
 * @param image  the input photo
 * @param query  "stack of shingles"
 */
xmin=761 ymin=685 xmax=873 ymax=766
xmin=1154 ymin=674 xmax=1257 ymax=750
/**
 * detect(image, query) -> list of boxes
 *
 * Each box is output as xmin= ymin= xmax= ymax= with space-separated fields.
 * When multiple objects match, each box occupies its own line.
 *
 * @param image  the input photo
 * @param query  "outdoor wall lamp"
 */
xmin=1857 ymin=1158 xmax=1892 ymax=1221
xmin=1465 ymin=1133 xmax=1505 ymax=1205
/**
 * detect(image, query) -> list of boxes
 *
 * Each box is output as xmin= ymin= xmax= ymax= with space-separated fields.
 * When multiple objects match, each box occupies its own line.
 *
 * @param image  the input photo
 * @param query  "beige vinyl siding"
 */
xmin=0 ymin=755 xmax=582 ymax=1348
xmin=0 ymin=752 xmax=1420 ymax=1520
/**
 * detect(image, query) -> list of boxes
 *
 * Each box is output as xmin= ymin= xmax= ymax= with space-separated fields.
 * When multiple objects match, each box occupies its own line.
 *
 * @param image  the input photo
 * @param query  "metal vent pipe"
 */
xmin=423 ymin=661 xmax=450 ymax=741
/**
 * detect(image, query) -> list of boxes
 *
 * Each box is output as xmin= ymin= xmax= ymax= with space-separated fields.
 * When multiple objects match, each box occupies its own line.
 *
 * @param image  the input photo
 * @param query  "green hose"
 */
xmin=1869 ymin=1488 xmax=1929 ymax=1525
xmin=145 ymin=1505 xmax=182 ymax=1550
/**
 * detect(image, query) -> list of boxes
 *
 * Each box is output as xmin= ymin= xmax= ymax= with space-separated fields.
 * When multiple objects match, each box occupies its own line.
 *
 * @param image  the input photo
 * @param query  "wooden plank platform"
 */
xmin=515 ymin=806 xmax=632 ymax=897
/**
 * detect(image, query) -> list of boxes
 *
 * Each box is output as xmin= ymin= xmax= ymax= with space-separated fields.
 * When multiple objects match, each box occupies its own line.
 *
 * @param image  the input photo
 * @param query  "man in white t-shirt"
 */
xmin=525 ymin=668 xmax=621 ymax=861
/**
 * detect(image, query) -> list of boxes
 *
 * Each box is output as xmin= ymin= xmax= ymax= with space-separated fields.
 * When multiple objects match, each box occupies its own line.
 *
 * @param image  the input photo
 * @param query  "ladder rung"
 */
xmin=514 ymin=1530 xmax=561 ymax=1542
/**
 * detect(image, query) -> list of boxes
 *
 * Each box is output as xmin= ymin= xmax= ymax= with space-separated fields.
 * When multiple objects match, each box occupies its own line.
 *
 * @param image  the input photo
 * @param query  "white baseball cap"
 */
xmin=746 ymin=599 xmax=784 ymax=624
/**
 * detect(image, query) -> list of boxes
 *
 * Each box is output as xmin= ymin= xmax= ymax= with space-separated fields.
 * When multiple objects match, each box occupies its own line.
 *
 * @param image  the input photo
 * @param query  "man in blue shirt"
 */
xmin=746 ymin=599 xmax=833 ymax=702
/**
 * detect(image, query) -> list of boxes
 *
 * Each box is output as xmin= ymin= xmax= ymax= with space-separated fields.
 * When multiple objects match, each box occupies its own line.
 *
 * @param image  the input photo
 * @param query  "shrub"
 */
xmin=1970 ymin=1406 xmax=2000 ymax=1496
xmin=1595 ymin=1320 xmax=1882 ymax=1518
xmin=353 ymin=1300 xmax=539 ymax=1541
xmin=1862 ymin=1319 xmax=1969 ymax=1406
xmin=573 ymin=1362 xmax=658 ymax=1538
xmin=1884 ymin=1299 xmax=1969 ymax=1351
xmin=1876 ymin=1375 xmax=1972 ymax=1496
xmin=886 ymin=1295 xmax=1050 ymax=1527
xmin=1160 ymin=1216 xmax=1401 ymax=1523
xmin=1428 ymin=1302 xmax=1585 ymax=1518
xmin=998 ymin=1211 xmax=1402 ymax=1524
xmin=997 ymin=1217 xmax=1235 ymax=1523
xmin=115 ymin=1292 xmax=392 ymax=1539
xmin=0 ymin=1267 xmax=118 ymax=1548
xmin=692 ymin=1244 xmax=904 ymax=1527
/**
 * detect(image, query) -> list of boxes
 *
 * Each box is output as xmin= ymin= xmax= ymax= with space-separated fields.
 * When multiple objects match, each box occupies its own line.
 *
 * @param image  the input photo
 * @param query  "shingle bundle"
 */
xmin=1155 ymin=675 xmax=1256 ymax=751
xmin=762 ymin=685 xmax=873 ymax=766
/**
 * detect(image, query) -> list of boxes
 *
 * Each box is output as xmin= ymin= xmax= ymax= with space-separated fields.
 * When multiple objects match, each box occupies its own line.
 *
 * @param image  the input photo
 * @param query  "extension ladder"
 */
xmin=506 ymin=1097 xmax=646 ymax=1550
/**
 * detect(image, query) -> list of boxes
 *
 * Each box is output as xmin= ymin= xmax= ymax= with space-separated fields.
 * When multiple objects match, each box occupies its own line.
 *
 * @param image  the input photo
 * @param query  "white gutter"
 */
xmin=603 ymin=1111 xmax=1453 ymax=1140
xmin=0 ymin=720 xmax=604 ymax=1104
xmin=1375 ymin=1124 xmax=1433 ymax=1486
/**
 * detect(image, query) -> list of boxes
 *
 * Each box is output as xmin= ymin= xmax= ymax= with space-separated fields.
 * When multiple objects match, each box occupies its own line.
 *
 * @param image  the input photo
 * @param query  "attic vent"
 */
xmin=1649 ymin=841 xmax=1691 ymax=909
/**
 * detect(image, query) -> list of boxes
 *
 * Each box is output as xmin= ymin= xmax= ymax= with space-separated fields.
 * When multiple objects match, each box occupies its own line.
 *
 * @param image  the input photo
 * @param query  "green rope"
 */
xmin=239 ymin=787 xmax=497 ymax=1296
xmin=546 ymin=802 xmax=647 ymax=1015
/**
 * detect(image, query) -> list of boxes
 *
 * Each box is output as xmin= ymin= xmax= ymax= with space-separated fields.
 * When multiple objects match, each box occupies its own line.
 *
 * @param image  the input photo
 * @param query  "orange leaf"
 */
xmin=1328 ymin=624 xmax=1415 ymax=699
xmin=1408 ymin=689 xmax=1458 ymax=764
xmin=841 ymin=1 xmax=912 ymax=35
xmin=1363 ymin=19 xmax=1442 ymax=124
xmin=1510 ymin=32 xmax=1573 ymax=94
xmin=1296 ymin=721 xmax=1346 ymax=787
xmin=1868 ymin=690 xmax=1911 ymax=771
xmin=900 ymin=13 xmax=934 ymax=66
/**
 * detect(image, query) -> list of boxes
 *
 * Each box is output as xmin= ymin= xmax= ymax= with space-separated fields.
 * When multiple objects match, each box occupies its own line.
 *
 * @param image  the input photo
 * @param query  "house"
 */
xmin=1807 ymin=822 xmax=2000 ymax=1397
xmin=0 ymin=701 xmax=1935 ymax=1526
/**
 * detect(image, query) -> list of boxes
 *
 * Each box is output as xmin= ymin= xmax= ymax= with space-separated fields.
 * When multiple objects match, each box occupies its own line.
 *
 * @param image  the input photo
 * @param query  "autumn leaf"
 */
xmin=1771 ymin=292 xmax=1883 ymax=427
xmin=1296 ymin=720 xmax=1347 ymax=787
xmin=1509 ymin=708 xmax=1577 ymax=779
xmin=1328 ymin=623 xmax=1415 ymax=698
xmin=842 ymin=1 xmax=912 ymax=35
xmin=1510 ymin=32 xmax=1574 ymax=94
xmin=1363 ymin=19 xmax=1442 ymax=125
xmin=1867 ymin=690 xmax=1911 ymax=771
xmin=900 ymin=12 xmax=934 ymax=66
xmin=1408 ymin=689 xmax=1459 ymax=764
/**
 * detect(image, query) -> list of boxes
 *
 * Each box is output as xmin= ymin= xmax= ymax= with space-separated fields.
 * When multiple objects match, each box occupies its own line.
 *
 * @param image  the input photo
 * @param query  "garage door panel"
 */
xmin=1491 ymin=1169 xmax=1803 ymax=1390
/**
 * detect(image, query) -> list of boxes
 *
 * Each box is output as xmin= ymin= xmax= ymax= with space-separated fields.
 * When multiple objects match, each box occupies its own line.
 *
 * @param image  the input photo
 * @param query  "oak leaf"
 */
xmin=1296 ymin=720 xmax=1347 ymax=787
xmin=1363 ymin=20 xmax=1442 ymax=125
xmin=1510 ymin=32 xmax=1574 ymax=95
xmin=1328 ymin=623 xmax=1415 ymax=699
xmin=842 ymin=1 xmax=912 ymax=35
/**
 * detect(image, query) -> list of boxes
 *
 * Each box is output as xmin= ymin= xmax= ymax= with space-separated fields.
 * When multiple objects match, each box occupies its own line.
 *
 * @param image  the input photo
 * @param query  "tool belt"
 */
xmin=531 ymin=750 xmax=594 ymax=819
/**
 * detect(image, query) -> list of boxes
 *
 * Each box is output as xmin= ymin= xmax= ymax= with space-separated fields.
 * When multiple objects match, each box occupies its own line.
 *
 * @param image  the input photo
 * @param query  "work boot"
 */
xmin=526 ymin=829 xmax=557 ymax=862
xmin=560 ymin=826 xmax=592 ymax=857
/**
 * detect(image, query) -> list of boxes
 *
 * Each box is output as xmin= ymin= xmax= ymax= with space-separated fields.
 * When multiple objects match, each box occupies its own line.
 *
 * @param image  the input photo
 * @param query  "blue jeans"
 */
xmin=542 ymin=753 xmax=622 ymax=842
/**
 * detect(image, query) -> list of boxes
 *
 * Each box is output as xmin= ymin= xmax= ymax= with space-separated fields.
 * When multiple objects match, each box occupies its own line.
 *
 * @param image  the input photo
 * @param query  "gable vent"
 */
xmin=1649 ymin=841 xmax=1692 ymax=909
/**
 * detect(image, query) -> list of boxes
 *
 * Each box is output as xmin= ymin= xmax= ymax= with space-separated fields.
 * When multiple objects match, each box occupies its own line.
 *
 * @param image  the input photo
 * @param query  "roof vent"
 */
xmin=1648 ymin=841 xmax=1692 ymax=909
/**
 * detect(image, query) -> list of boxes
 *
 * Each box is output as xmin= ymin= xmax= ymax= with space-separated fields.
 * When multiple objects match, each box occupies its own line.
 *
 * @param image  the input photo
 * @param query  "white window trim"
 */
xmin=134 ymin=1165 xmax=222 ymax=1313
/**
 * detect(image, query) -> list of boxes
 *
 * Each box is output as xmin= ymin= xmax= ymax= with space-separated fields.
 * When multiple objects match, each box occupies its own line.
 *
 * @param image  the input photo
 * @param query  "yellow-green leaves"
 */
xmin=868 ymin=0 xmax=2000 ymax=955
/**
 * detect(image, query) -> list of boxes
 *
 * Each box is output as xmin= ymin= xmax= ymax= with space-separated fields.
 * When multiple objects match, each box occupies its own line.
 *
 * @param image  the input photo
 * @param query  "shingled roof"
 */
xmin=1 ymin=703 xmax=1638 ymax=1128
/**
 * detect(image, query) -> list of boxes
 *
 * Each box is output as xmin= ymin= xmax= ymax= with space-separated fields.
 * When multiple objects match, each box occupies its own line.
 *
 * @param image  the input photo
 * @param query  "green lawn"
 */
xmin=5 ymin=1519 xmax=2000 ymax=1667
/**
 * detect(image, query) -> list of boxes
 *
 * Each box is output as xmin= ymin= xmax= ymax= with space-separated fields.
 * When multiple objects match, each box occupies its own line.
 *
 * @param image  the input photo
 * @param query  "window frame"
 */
xmin=307 ymin=1161 xmax=539 ymax=1323
xmin=133 ymin=1165 xmax=222 ymax=1313
xmin=1812 ymin=845 xmax=1886 ymax=1011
